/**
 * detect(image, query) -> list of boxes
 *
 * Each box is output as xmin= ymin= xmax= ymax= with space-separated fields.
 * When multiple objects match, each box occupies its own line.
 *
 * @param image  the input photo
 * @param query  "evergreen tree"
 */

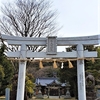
xmin=86 ymin=46 xmax=100 ymax=81
xmin=0 ymin=44 xmax=14 ymax=95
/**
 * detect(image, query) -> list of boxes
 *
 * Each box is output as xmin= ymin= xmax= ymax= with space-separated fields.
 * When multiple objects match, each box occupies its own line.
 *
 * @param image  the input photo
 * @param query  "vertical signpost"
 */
xmin=5 ymin=88 xmax=10 ymax=100
xmin=1 ymin=34 xmax=99 ymax=100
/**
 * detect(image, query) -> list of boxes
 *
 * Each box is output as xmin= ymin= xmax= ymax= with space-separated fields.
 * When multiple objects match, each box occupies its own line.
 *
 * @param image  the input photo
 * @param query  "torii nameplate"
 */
xmin=46 ymin=36 xmax=57 ymax=55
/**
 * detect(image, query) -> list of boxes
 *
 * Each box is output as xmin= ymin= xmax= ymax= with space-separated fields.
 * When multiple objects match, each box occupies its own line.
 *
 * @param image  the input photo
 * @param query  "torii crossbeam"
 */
xmin=0 ymin=34 xmax=100 ymax=100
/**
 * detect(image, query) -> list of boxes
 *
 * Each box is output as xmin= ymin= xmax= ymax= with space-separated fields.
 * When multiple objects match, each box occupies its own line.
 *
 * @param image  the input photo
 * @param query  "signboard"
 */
xmin=46 ymin=36 xmax=57 ymax=55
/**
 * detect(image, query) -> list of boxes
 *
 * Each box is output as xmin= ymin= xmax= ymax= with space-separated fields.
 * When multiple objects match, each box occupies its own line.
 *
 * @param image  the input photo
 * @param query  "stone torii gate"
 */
xmin=0 ymin=34 xmax=99 ymax=100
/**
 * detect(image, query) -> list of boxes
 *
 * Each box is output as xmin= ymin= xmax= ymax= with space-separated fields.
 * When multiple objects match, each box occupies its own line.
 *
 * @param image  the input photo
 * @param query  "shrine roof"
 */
xmin=47 ymin=79 xmax=61 ymax=86
xmin=35 ymin=77 xmax=66 ymax=87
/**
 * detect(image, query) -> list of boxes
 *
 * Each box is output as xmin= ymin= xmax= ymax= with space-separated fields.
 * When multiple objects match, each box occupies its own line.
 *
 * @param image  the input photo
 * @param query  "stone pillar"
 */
xmin=47 ymin=88 xmax=50 ymax=98
xmin=77 ymin=44 xmax=86 ymax=100
xmin=58 ymin=88 xmax=60 ymax=98
xmin=16 ymin=44 xmax=27 ymax=100
xmin=36 ymin=84 xmax=43 ymax=99
xmin=96 ymin=80 xmax=100 ymax=98
xmin=64 ymin=82 xmax=71 ymax=99
xmin=5 ymin=88 xmax=10 ymax=100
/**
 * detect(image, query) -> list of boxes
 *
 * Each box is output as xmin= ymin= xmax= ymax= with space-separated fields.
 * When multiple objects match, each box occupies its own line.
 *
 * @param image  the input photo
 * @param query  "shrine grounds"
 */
xmin=0 ymin=98 xmax=75 ymax=100
xmin=0 ymin=96 xmax=76 ymax=100
xmin=28 ymin=98 xmax=76 ymax=100
xmin=29 ymin=96 xmax=76 ymax=100
xmin=0 ymin=98 xmax=76 ymax=100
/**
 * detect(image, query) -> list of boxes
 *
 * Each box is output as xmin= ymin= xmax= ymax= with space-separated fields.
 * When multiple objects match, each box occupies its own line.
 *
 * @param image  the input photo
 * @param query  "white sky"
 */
xmin=52 ymin=0 xmax=99 ymax=51
xmin=52 ymin=0 xmax=99 ymax=37
xmin=0 ymin=0 xmax=99 ymax=51
xmin=0 ymin=0 xmax=99 ymax=37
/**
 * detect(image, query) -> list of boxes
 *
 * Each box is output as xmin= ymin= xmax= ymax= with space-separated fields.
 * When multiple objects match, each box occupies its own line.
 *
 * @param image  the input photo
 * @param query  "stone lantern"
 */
xmin=36 ymin=83 xmax=43 ymax=99
xmin=64 ymin=81 xmax=71 ymax=99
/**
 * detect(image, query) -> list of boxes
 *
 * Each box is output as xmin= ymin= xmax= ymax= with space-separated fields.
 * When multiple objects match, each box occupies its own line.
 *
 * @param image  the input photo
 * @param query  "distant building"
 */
xmin=35 ymin=77 xmax=66 ymax=96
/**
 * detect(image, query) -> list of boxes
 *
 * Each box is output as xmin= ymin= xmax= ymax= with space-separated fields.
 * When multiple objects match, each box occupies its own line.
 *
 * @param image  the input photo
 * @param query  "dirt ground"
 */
xmin=28 ymin=96 xmax=76 ymax=100
xmin=0 ymin=96 xmax=77 ymax=100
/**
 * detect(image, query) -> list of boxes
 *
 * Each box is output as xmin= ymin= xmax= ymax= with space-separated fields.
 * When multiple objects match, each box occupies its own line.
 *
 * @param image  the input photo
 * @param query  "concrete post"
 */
xmin=16 ymin=44 xmax=27 ymax=100
xmin=5 ymin=88 xmax=10 ymax=100
xmin=77 ymin=44 xmax=86 ymax=100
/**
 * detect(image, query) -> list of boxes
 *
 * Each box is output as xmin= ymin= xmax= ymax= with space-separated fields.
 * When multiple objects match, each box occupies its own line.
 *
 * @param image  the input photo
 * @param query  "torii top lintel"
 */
xmin=0 ymin=34 xmax=99 ymax=58
xmin=1 ymin=34 xmax=100 ymax=46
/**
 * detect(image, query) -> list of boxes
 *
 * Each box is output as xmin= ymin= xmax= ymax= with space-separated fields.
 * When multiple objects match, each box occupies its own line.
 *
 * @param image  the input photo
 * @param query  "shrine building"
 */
xmin=35 ymin=77 xmax=66 ymax=96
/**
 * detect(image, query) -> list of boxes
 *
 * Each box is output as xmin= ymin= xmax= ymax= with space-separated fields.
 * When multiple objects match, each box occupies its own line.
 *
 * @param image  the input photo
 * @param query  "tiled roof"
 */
xmin=35 ymin=77 xmax=66 ymax=87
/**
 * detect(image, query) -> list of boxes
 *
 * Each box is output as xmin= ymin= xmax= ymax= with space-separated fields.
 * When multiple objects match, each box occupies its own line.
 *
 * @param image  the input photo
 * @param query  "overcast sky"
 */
xmin=52 ymin=0 xmax=99 ymax=37
xmin=0 ymin=0 xmax=99 ymax=37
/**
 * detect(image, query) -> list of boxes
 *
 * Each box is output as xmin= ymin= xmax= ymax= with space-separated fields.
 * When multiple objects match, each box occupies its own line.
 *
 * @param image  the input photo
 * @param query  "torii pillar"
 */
xmin=77 ymin=44 xmax=86 ymax=100
xmin=16 ymin=44 xmax=27 ymax=100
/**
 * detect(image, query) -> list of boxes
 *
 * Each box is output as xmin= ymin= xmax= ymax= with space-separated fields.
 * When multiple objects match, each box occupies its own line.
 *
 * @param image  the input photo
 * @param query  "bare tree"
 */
xmin=0 ymin=0 xmax=59 ymax=51
xmin=0 ymin=0 xmax=58 ymax=37
xmin=0 ymin=0 xmax=60 ymax=73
